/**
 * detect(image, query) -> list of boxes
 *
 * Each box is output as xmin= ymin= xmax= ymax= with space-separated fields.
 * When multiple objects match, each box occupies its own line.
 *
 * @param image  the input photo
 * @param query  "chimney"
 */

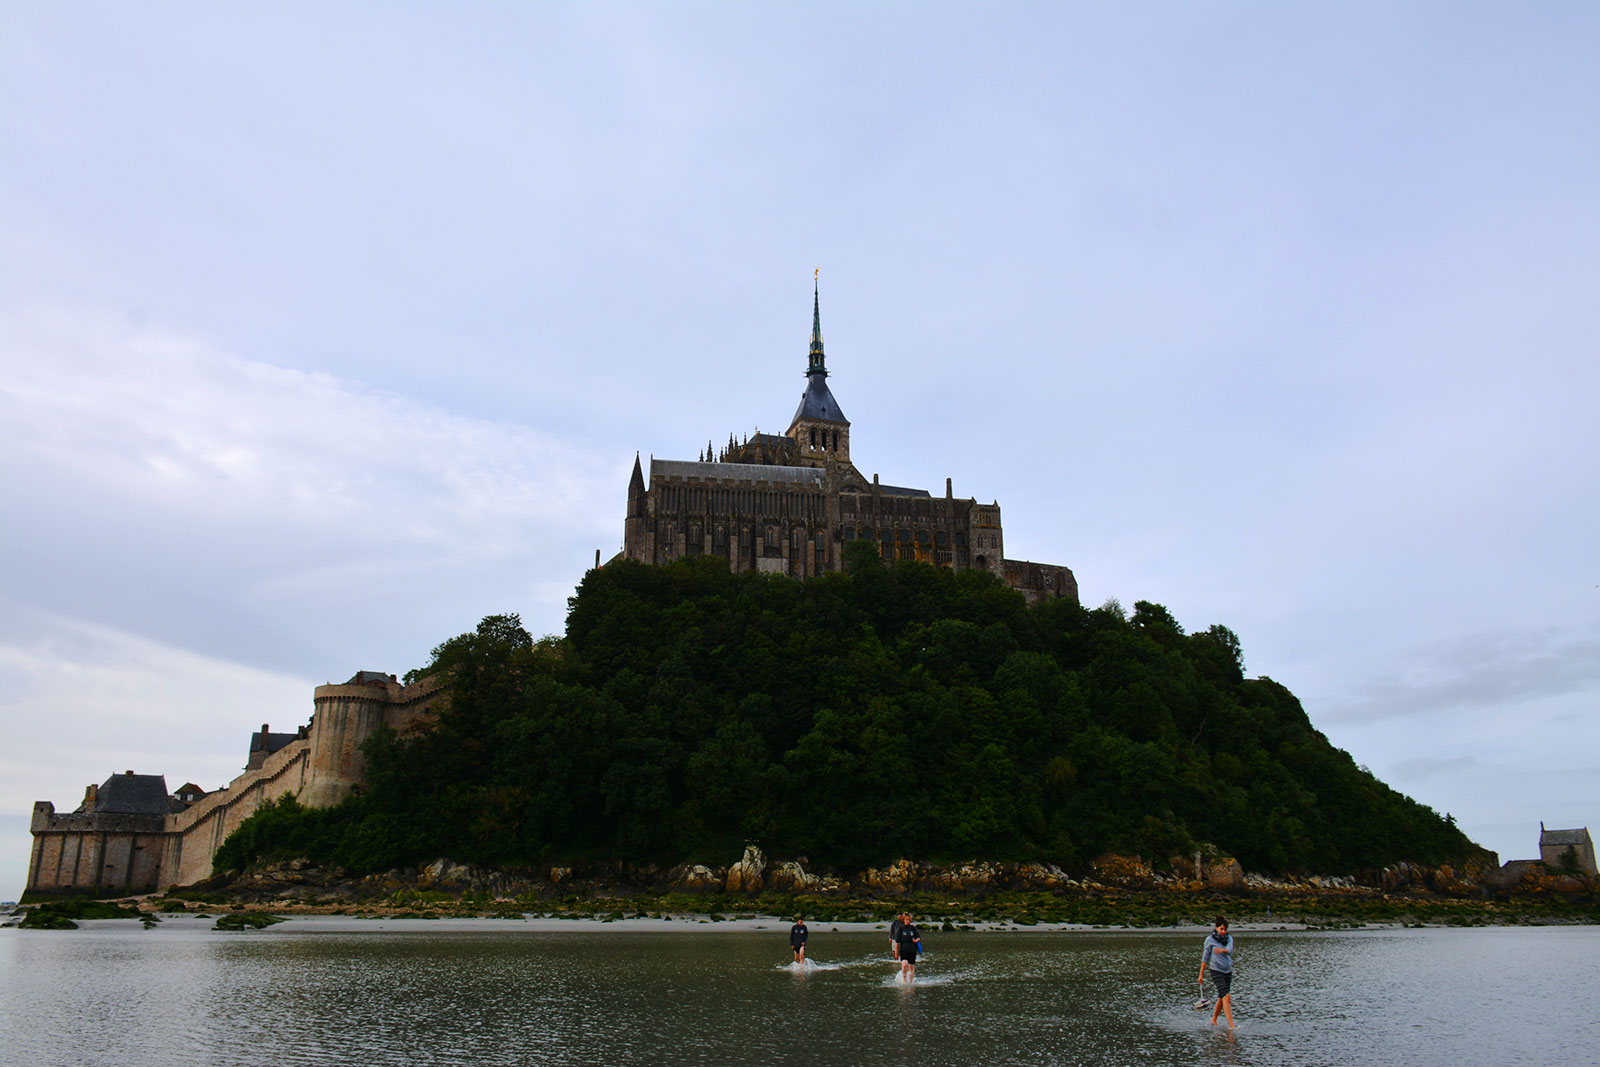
xmin=945 ymin=477 xmax=952 ymax=499
xmin=595 ymin=548 xmax=601 ymax=569
xmin=84 ymin=783 xmax=98 ymax=811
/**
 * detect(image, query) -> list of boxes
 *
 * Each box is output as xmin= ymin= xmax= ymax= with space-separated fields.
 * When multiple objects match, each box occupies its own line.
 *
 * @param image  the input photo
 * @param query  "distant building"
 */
xmin=1539 ymin=823 xmax=1597 ymax=876
xmin=620 ymin=281 xmax=1077 ymax=604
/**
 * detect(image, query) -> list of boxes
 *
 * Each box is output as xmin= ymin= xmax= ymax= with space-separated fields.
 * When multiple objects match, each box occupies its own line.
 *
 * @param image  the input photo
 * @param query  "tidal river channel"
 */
xmin=3 ymin=918 xmax=1598 ymax=1066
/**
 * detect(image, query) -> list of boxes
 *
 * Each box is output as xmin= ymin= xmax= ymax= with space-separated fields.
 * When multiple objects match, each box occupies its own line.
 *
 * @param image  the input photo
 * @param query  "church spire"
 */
xmin=808 ymin=269 xmax=827 ymax=377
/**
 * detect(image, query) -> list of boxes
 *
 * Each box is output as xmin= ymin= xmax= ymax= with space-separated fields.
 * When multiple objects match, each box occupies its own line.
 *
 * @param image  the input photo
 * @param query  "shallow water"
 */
xmin=2 ymin=919 xmax=1597 ymax=1066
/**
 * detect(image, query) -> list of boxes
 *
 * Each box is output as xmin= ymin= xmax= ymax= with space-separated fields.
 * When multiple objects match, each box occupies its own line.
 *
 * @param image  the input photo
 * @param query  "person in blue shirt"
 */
xmin=1198 ymin=916 xmax=1235 ymax=1029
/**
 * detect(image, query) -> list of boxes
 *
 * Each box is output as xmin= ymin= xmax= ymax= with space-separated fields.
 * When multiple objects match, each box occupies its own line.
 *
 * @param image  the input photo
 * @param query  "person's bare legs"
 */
xmin=1210 ymin=991 xmax=1233 ymax=1027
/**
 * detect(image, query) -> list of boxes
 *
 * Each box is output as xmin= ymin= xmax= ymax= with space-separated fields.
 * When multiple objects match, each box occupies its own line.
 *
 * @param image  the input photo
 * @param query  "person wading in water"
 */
xmin=1198 ymin=916 xmax=1236 ymax=1029
xmin=895 ymin=913 xmax=922 ymax=983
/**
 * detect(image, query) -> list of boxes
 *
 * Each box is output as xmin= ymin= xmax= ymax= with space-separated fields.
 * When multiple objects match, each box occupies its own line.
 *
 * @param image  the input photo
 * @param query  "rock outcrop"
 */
xmin=725 ymin=845 xmax=767 ymax=893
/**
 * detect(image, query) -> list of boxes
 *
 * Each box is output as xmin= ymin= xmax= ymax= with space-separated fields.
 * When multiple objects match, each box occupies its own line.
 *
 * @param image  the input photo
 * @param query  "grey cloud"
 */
xmin=1386 ymin=755 xmax=1482 ymax=784
xmin=1319 ymin=626 xmax=1600 ymax=725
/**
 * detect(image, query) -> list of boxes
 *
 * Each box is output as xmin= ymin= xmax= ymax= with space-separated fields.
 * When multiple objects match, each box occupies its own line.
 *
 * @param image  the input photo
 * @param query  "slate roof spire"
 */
xmin=808 ymin=269 xmax=827 ymax=377
xmin=790 ymin=271 xmax=847 ymax=426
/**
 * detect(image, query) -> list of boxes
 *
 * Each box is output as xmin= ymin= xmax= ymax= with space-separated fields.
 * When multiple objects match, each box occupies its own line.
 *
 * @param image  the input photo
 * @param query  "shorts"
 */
xmin=900 ymin=947 xmax=919 ymax=964
xmin=1210 ymin=970 xmax=1232 ymax=997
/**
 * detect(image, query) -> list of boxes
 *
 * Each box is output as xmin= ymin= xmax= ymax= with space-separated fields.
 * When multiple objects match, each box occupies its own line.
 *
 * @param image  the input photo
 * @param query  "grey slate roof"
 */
xmin=651 ymin=459 xmax=825 ymax=488
xmin=92 ymin=773 xmax=171 ymax=815
xmin=1540 ymin=827 xmax=1592 ymax=846
xmin=877 ymin=483 xmax=931 ymax=498
xmin=791 ymin=374 xmax=847 ymax=425
xmin=249 ymin=731 xmax=300 ymax=755
xmin=345 ymin=670 xmax=395 ymax=685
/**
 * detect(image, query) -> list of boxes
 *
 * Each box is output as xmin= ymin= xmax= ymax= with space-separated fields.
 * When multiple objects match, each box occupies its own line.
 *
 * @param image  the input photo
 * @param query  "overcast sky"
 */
xmin=3 ymin=3 xmax=1596 ymax=899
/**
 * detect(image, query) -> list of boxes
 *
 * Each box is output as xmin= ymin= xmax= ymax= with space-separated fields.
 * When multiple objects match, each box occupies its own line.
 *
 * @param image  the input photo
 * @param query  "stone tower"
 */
xmin=787 ymin=278 xmax=851 ymax=468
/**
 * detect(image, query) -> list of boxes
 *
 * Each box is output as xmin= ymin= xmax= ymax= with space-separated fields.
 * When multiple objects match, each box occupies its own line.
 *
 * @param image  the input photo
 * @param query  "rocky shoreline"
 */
xmin=132 ymin=846 xmax=1595 ymax=926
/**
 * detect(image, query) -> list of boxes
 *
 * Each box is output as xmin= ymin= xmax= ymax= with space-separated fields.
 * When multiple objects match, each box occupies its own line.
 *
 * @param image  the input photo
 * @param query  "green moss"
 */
xmin=18 ymin=900 xmax=149 ymax=928
xmin=214 ymin=912 xmax=286 ymax=931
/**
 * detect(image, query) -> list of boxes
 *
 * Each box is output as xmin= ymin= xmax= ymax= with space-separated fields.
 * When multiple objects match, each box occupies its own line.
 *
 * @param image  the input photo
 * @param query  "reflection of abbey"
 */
xmin=624 ymin=284 xmax=1078 ymax=604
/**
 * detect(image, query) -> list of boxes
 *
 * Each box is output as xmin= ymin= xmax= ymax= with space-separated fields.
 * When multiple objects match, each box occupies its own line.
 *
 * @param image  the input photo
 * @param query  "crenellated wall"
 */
xmin=26 ymin=672 xmax=446 ymax=895
xmin=300 ymin=675 xmax=441 ymax=807
xmin=159 ymin=739 xmax=314 ymax=888
xmin=28 ymin=804 xmax=168 ymax=895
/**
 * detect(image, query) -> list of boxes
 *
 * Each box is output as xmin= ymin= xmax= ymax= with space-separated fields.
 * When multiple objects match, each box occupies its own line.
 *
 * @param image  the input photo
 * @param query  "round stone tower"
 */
xmin=300 ymin=671 xmax=444 ymax=808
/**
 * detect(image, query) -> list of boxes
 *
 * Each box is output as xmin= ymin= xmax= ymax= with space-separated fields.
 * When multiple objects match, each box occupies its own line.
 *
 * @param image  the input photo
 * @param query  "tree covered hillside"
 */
xmin=216 ymin=549 xmax=1482 ymax=876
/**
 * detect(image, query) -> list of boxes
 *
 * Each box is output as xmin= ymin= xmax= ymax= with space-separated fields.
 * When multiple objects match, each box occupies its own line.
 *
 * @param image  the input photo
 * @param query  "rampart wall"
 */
xmin=160 ymin=739 xmax=314 ymax=888
xmin=25 ymin=673 xmax=445 ymax=895
xmin=161 ymin=674 xmax=443 ymax=886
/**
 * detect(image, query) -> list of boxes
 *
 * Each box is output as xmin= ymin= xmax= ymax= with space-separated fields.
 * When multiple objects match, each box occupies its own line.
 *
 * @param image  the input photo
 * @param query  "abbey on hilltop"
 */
xmin=621 ymin=281 xmax=1077 ymax=604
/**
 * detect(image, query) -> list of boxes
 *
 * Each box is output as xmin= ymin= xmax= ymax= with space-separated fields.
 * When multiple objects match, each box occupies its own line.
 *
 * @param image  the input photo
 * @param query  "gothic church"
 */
xmin=621 ymin=283 xmax=1077 ymax=604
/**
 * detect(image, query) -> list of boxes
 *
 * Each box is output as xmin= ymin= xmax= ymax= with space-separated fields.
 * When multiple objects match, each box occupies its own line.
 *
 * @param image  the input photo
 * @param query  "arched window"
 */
xmin=809 ymin=428 xmax=816 ymax=447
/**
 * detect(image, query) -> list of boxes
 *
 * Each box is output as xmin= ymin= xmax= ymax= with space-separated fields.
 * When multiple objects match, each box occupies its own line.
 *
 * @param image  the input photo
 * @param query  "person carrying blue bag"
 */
xmin=895 ymin=913 xmax=922 ymax=983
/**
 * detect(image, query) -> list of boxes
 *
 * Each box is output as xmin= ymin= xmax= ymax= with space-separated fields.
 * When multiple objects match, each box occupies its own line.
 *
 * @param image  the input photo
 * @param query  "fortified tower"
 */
xmin=301 ymin=671 xmax=443 ymax=807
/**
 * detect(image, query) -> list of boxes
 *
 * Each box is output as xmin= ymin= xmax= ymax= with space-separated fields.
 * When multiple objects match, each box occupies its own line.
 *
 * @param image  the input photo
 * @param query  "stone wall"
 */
xmin=1003 ymin=559 xmax=1081 ymax=605
xmin=26 ymin=673 xmax=446 ymax=894
xmin=162 ymin=673 xmax=443 ymax=885
xmin=160 ymin=740 xmax=314 ymax=888
xmin=301 ymin=675 xmax=442 ymax=807
xmin=27 ymin=806 xmax=168 ymax=895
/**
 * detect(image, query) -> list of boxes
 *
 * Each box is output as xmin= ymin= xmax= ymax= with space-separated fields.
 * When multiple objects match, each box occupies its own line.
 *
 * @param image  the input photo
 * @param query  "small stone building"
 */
xmin=1539 ymin=824 xmax=1597 ymax=876
xmin=27 ymin=772 xmax=187 ymax=896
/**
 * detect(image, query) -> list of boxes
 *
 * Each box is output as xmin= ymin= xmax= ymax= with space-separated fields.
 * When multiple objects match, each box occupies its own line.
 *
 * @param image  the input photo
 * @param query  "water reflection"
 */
xmin=1 ymin=920 xmax=1597 ymax=1066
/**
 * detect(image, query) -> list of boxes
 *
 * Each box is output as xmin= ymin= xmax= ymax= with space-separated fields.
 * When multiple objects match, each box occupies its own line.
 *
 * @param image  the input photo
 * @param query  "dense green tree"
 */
xmin=218 ymin=558 xmax=1486 ymax=876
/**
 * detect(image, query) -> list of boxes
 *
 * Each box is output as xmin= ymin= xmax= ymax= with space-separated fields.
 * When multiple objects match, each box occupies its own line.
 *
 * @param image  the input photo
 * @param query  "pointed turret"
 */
xmin=623 ymin=452 xmax=649 ymax=559
xmin=628 ymin=452 xmax=645 ymax=496
xmin=791 ymin=276 xmax=847 ymax=427
xmin=808 ymin=276 xmax=827 ymax=376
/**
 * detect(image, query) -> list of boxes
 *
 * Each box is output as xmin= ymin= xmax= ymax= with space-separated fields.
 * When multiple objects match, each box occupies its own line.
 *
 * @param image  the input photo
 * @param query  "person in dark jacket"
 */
xmin=789 ymin=916 xmax=808 ymax=964
xmin=889 ymin=912 xmax=905 ymax=960
xmin=895 ymin=914 xmax=922 ymax=983
xmin=1198 ymin=916 xmax=1235 ymax=1029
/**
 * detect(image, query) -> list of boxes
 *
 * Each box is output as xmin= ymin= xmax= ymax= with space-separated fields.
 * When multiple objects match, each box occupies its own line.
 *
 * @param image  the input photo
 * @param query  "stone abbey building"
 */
xmin=623 ymin=284 xmax=1078 ymax=604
